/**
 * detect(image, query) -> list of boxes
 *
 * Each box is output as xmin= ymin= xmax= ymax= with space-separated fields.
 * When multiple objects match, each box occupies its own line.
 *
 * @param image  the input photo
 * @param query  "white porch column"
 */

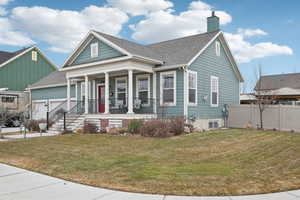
xmin=127 ymin=69 xmax=134 ymax=114
xmin=84 ymin=75 xmax=89 ymax=114
xmin=67 ymin=78 xmax=71 ymax=111
xmin=104 ymin=72 xmax=110 ymax=114
xmin=153 ymin=73 xmax=157 ymax=114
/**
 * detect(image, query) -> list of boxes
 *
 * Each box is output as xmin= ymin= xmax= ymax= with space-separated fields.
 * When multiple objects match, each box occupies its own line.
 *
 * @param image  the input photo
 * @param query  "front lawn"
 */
xmin=0 ymin=129 xmax=300 ymax=196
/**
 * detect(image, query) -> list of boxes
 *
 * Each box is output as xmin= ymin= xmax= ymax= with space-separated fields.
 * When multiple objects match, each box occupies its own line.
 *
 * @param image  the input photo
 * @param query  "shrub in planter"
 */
xmin=127 ymin=119 xmax=143 ymax=134
xmin=140 ymin=120 xmax=172 ymax=138
xmin=169 ymin=116 xmax=185 ymax=136
xmin=24 ymin=120 xmax=39 ymax=132
xmin=61 ymin=129 xmax=73 ymax=135
xmin=83 ymin=122 xmax=98 ymax=134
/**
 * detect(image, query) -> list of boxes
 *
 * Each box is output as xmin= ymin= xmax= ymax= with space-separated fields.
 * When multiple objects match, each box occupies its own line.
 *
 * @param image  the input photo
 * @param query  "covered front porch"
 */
xmin=65 ymin=61 xmax=158 ymax=116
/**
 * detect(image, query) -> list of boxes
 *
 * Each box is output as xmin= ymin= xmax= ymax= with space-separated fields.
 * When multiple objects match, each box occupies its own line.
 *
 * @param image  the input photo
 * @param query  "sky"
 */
xmin=0 ymin=0 xmax=299 ymax=92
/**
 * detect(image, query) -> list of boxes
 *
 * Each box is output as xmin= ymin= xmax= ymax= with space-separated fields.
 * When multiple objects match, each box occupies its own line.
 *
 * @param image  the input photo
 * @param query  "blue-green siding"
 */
xmin=72 ymin=38 xmax=124 ymax=65
xmin=0 ymin=49 xmax=56 ymax=91
xmin=31 ymin=85 xmax=75 ymax=100
xmin=156 ymin=70 xmax=184 ymax=117
xmin=188 ymin=39 xmax=240 ymax=120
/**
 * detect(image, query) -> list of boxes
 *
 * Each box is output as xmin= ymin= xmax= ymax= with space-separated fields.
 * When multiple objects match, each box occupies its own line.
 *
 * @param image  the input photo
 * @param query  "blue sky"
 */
xmin=0 ymin=0 xmax=299 ymax=91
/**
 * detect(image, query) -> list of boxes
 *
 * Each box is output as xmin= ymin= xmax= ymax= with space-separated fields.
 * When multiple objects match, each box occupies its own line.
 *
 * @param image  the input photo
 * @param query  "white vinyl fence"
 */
xmin=228 ymin=104 xmax=300 ymax=132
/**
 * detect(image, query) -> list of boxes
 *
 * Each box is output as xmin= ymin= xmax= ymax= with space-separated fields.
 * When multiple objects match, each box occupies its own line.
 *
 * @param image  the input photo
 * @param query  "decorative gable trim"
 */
xmin=0 ymin=46 xmax=57 ymax=70
xmin=187 ymin=31 xmax=243 ymax=82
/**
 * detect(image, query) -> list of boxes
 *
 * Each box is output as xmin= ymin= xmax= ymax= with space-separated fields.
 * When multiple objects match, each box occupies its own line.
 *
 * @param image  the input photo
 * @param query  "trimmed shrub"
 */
xmin=83 ymin=122 xmax=98 ymax=134
xmin=140 ymin=120 xmax=171 ymax=138
xmin=127 ymin=120 xmax=143 ymax=134
xmin=169 ymin=116 xmax=185 ymax=136
xmin=24 ymin=120 xmax=39 ymax=132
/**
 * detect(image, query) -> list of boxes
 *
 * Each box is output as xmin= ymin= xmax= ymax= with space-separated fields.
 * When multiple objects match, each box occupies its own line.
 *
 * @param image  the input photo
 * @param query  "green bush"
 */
xmin=127 ymin=120 xmax=143 ymax=134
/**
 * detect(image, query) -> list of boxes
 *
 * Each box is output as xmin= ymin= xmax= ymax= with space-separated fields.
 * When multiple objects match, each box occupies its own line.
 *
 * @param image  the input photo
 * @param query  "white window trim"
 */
xmin=136 ymin=74 xmax=150 ymax=106
xmin=32 ymin=51 xmax=37 ymax=61
xmin=160 ymin=70 xmax=176 ymax=106
xmin=210 ymin=76 xmax=219 ymax=107
xmin=115 ymin=77 xmax=128 ymax=106
xmin=90 ymin=42 xmax=99 ymax=58
xmin=216 ymin=41 xmax=220 ymax=57
xmin=188 ymin=70 xmax=198 ymax=106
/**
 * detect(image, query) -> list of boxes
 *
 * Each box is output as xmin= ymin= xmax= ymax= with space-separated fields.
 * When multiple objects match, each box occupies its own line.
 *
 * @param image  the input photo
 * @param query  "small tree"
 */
xmin=254 ymin=65 xmax=276 ymax=129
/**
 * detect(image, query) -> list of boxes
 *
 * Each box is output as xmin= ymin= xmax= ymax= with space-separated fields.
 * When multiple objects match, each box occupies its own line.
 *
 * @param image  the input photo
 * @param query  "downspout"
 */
xmin=182 ymin=65 xmax=188 ymax=120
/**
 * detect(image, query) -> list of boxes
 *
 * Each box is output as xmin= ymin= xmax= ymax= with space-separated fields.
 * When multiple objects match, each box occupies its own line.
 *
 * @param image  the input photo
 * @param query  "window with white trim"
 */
xmin=211 ymin=76 xmax=219 ymax=107
xmin=188 ymin=71 xmax=197 ymax=105
xmin=116 ymin=77 xmax=127 ymax=105
xmin=160 ymin=71 xmax=176 ymax=106
xmin=215 ymin=41 xmax=220 ymax=57
xmin=32 ymin=51 xmax=37 ymax=61
xmin=136 ymin=75 xmax=150 ymax=105
xmin=90 ymin=42 xmax=98 ymax=58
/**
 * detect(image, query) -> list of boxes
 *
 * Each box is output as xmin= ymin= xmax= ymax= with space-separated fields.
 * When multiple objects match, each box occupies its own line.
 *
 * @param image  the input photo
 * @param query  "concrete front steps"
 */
xmin=48 ymin=115 xmax=102 ymax=134
xmin=48 ymin=114 xmax=85 ymax=134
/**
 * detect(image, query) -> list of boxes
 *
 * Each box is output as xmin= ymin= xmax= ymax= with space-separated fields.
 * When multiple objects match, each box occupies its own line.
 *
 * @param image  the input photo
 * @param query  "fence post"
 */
xmin=46 ymin=111 xmax=49 ymax=130
xmin=63 ymin=112 xmax=66 ymax=131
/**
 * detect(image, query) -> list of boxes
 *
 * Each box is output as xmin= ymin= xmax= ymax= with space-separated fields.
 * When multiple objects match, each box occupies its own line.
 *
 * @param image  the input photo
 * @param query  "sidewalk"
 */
xmin=0 ymin=163 xmax=300 ymax=200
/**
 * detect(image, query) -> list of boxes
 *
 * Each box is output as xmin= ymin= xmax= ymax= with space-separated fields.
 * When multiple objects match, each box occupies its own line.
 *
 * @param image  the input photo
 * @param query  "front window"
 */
xmin=136 ymin=75 xmax=150 ymax=105
xmin=1 ymin=96 xmax=15 ymax=103
xmin=160 ymin=71 xmax=176 ymax=106
xmin=211 ymin=76 xmax=219 ymax=107
xmin=116 ymin=77 xmax=127 ymax=105
xmin=188 ymin=71 xmax=197 ymax=105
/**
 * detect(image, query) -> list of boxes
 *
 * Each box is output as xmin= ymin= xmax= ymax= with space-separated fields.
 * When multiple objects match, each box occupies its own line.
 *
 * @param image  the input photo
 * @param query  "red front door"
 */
xmin=98 ymin=85 xmax=105 ymax=113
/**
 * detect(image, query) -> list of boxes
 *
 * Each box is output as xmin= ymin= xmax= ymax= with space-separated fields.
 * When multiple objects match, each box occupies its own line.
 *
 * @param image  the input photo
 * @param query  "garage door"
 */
xmin=32 ymin=101 xmax=47 ymax=120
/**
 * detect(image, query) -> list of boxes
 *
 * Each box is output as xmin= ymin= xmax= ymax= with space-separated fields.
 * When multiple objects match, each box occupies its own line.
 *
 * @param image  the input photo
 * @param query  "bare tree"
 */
xmin=254 ymin=64 xmax=276 ymax=129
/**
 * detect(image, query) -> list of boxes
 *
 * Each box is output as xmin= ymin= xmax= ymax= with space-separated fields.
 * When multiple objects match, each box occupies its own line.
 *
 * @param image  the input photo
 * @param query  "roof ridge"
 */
xmin=147 ymin=30 xmax=220 ymax=47
xmin=262 ymin=72 xmax=300 ymax=77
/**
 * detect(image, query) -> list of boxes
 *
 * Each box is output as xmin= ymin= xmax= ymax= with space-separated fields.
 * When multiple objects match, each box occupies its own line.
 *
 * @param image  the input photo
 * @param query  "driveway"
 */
xmin=0 ymin=163 xmax=300 ymax=200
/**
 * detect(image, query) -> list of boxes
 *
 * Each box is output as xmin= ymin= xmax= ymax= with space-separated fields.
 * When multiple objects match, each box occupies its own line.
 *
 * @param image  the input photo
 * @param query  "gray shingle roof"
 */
xmin=0 ymin=47 xmax=31 ymax=65
xmin=256 ymin=73 xmax=300 ymax=90
xmin=95 ymin=30 xmax=220 ymax=66
xmin=146 ymin=31 xmax=220 ymax=66
xmin=29 ymin=71 xmax=67 ymax=89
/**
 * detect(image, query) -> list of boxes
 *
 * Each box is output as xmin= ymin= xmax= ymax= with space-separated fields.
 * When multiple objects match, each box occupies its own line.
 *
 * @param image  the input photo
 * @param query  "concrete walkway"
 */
xmin=0 ymin=163 xmax=300 ymax=200
xmin=2 ymin=132 xmax=57 ymax=140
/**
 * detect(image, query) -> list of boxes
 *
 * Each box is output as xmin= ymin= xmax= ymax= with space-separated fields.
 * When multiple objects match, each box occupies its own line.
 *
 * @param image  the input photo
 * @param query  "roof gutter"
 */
xmin=153 ymin=64 xmax=187 ymax=72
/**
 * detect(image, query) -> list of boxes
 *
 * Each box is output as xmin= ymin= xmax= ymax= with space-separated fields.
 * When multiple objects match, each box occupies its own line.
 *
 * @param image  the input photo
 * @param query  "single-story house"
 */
xmin=240 ymin=93 xmax=256 ymax=104
xmin=255 ymin=73 xmax=300 ymax=105
xmin=0 ymin=46 xmax=56 ymax=112
xmin=29 ymin=12 xmax=243 ymax=131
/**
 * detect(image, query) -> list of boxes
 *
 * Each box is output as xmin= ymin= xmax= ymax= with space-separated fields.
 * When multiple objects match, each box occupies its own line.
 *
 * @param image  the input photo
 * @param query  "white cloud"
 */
xmin=237 ymin=28 xmax=268 ymax=37
xmin=130 ymin=1 xmax=232 ymax=43
xmin=0 ymin=0 xmax=12 ymax=16
xmin=0 ymin=0 xmax=11 ymax=6
xmin=7 ymin=5 xmax=128 ymax=53
xmin=107 ymin=0 xmax=173 ymax=16
xmin=224 ymin=32 xmax=293 ymax=63
xmin=0 ymin=18 xmax=34 ymax=46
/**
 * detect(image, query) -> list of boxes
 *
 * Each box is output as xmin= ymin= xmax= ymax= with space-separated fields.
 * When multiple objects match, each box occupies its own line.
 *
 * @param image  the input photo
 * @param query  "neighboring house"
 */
xmin=29 ymin=12 xmax=243 ymax=131
xmin=0 ymin=46 xmax=57 ymax=112
xmin=255 ymin=73 xmax=300 ymax=105
xmin=240 ymin=93 xmax=256 ymax=104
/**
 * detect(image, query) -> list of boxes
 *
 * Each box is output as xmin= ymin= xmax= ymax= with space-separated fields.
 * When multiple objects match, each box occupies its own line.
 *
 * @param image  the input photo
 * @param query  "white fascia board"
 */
xmin=187 ymin=31 xmax=222 ymax=66
xmin=0 ymin=46 xmax=34 ymax=68
xmin=154 ymin=64 xmax=186 ymax=72
xmin=218 ymin=32 xmax=244 ymax=82
xmin=60 ymin=56 xmax=132 ymax=72
xmin=91 ymin=30 xmax=132 ymax=56
xmin=132 ymin=55 xmax=163 ymax=65
xmin=62 ymin=30 xmax=93 ymax=67
xmin=29 ymin=83 xmax=75 ymax=90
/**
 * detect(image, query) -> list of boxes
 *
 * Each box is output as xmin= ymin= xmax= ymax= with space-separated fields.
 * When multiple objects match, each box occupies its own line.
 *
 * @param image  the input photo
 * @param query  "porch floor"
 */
xmin=85 ymin=113 xmax=157 ymax=119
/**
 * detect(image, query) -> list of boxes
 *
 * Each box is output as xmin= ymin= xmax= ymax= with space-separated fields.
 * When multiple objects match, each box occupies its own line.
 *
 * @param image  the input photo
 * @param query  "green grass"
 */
xmin=0 ymin=129 xmax=300 ymax=196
